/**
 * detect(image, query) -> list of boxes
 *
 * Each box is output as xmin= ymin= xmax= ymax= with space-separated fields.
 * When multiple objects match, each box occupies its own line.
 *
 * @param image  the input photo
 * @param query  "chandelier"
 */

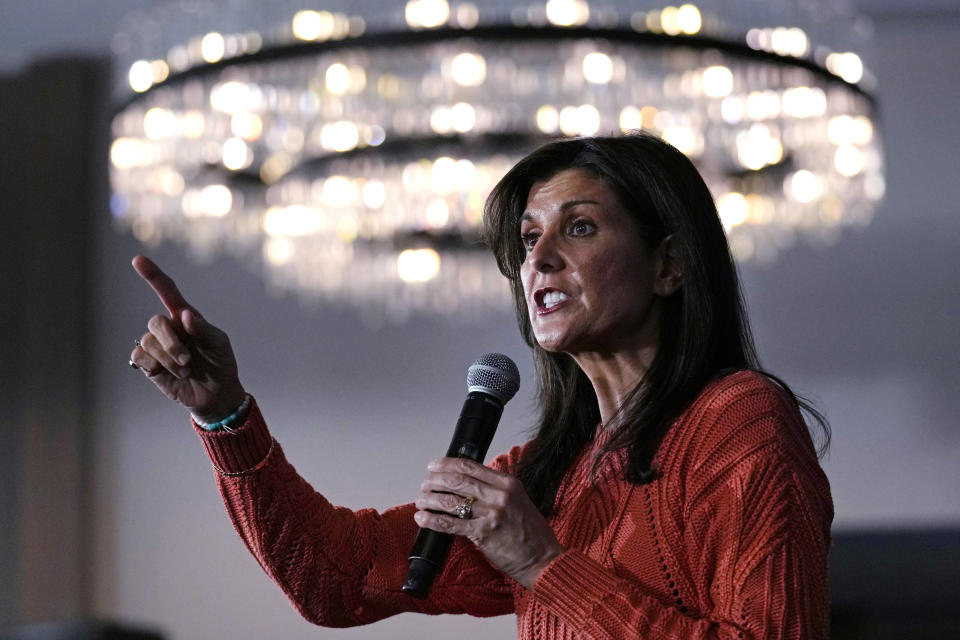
xmin=110 ymin=0 xmax=883 ymax=321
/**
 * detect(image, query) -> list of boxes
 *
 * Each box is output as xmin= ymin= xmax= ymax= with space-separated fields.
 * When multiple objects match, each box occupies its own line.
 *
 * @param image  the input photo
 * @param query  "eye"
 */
xmin=520 ymin=231 xmax=540 ymax=252
xmin=568 ymin=218 xmax=596 ymax=237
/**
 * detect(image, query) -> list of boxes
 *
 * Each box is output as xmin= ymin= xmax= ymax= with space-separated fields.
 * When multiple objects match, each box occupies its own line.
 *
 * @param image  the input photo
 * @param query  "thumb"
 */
xmin=181 ymin=308 xmax=231 ymax=354
xmin=181 ymin=307 xmax=206 ymax=338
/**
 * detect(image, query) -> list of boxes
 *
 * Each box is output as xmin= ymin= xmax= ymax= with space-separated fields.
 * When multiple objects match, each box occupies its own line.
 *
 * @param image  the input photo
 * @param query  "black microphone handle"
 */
xmin=401 ymin=391 xmax=505 ymax=599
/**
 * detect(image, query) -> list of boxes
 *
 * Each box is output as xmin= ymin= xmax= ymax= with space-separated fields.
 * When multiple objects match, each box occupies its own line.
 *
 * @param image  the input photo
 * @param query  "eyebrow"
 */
xmin=518 ymin=199 xmax=602 ymax=224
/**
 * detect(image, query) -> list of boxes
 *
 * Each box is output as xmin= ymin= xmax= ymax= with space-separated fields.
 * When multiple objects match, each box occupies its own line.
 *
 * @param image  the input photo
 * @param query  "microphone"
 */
xmin=402 ymin=353 xmax=521 ymax=599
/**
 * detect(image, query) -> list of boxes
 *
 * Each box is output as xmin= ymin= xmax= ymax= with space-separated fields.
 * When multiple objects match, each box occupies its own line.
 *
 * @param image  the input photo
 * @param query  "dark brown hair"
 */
xmin=483 ymin=133 xmax=828 ymax=514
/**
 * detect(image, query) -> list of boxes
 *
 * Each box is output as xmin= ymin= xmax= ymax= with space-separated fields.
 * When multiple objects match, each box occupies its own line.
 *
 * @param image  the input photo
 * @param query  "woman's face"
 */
xmin=519 ymin=168 xmax=665 ymax=356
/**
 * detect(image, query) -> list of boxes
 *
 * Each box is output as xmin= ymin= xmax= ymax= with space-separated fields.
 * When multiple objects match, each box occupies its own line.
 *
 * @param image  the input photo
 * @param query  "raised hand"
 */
xmin=414 ymin=457 xmax=565 ymax=589
xmin=129 ymin=255 xmax=246 ymax=421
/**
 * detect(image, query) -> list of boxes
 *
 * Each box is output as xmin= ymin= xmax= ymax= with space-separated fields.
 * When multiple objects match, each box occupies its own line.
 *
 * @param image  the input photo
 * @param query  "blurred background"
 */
xmin=1 ymin=0 xmax=958 ymax=638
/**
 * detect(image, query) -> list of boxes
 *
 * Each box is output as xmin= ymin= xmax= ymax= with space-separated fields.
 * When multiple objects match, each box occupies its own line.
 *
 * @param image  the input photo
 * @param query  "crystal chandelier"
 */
xmin=110 ymin=0 xmax=883 ymax=321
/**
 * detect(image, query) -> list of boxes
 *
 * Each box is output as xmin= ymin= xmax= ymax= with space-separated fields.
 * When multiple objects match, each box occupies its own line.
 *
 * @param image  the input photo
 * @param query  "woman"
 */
xmin=130 ymin=134 xmax=832 ymax=639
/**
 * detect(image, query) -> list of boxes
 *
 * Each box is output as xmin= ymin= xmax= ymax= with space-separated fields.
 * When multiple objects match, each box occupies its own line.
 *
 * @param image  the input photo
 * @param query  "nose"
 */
xmin=526 ymin=229 xmax=564 ymax=273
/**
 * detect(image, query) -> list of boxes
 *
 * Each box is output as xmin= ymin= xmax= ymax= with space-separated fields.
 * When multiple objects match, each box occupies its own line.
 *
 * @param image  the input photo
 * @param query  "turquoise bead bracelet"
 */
xmin=193 ymin=394 xmax=251 ymax=433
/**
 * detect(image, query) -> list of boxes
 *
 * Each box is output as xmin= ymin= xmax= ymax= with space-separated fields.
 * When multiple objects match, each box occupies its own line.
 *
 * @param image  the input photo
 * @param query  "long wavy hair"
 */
xmin=483 ymin=133 xmax=829 ymax=515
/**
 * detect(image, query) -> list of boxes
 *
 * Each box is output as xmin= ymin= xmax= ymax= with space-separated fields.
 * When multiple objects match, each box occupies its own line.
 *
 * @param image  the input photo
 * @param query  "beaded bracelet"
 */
xmin=211 ymin=438 xmax=276 ymax=477
xmin=193 ymin=394 xmax=251 ymax=433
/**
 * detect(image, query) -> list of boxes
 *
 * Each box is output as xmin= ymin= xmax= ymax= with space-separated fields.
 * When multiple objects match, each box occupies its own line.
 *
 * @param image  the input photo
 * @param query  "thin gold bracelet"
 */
xmin=211 ymin=438 xmax=276 ymax=477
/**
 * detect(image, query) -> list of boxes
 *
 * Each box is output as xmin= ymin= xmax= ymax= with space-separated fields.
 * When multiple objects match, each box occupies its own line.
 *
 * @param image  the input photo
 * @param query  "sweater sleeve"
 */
xmin=528 ymin=373 xmax=833 ymax=640
xmin=195 ymin=397 xmax=514 ymax=627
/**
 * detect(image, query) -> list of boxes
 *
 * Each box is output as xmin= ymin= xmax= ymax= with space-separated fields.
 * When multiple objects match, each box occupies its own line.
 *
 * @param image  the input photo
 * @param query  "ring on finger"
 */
xmin=128 ymin=359 xmax=140 ymax=370
xmin=454 ymin=496 xmax=475 ymax=520
xmin=134 ymin=338 xmax=142 ymax=347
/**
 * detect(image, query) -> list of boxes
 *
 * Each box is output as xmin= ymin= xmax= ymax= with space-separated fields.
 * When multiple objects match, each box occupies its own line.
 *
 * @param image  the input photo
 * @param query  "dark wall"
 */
xmin=0 ymin=57 xmax=108 ymax=628
xmin=831 ymin=529 xmax=960 ymax=638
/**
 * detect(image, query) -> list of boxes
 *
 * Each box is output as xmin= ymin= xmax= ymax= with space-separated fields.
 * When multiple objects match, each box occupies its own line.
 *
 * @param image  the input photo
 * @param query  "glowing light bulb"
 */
xmin=210 ymin=81 xmax=257 ymax=114
xmin=231 ymin=112 xmax=263 ymax=140
xmin=200 ymin=33 xmax=225 ymax=63
xmin=431 ymin=157 xmax=457 ymax=193
xmin=398 ymin=248 xmax=441 ymax=283
xmin=143 ymin=107 xmax=177 ymax=140
xmin=537 ymin=105 xmax=560 ymax=133
xmin=222 ymin=138 xmax=252 ymax=171
xmin=828 ymin=115 xmax=875 ymax=146
xmin=150 ymin=60 xmax=170 ymax=83
xmin=736 ymin=124 xmax=781 ymax=170
xmin=293 ymin=10 xmax=334 ymax=41
xmin=111 ymin=138 xmax=150 ymax=169
xmin=771 ymin=27 xmax=808 ymax=56
xmin=429 ymin=106 xmax=453 ymax=134
xmin=425 ymin=198 xmax=450 ymax=227
xmin=834 ymin=145 xmax=865 ymax=176
xmin=677 ymin=4 xmax=702 ymax=34
xmin=362 ymin=180 xmax=386 ymax=209
xmin=786 ymin=170 xmax=823 ymax=203
xmin=455 ymin=3 xmax=479 ymax=28
xmin=128 ymin=60 xmax=153 ymax=92
xmin=717 ymin=192 xmax=748 ymax=231
xmin=402 ymin=162 xmax=428 ymax=190
xmin=451 ymin=52 xmax=486 ymax=86
xmin=263 ymin=205 xmax=323 ymax=236
xmin=452 ymin=159 xmax=476 ymax=189
xmin=619 ymin=106 xmax=643 ymax=131
xmin=702 ymin=65 xmax=734 ymax=97
xmin=559 ymin=104 xmax=600 ymax=136
xmin=264 ymin=237 xmax=294 ymax=265
xmin=721 ymin=96 xmax=744 ymax=124
xmin=546 ymin=0 xmax=589 ymax=27
xmin=582 ymin=52 xmax=613 ymax=84
xmin=320 ymin=121 xmax=360 ymax=152
xmin=782 ymin=86 xmax=826 ymax=118
xmin=662 ymin=125 xmax=698 ymax=155
xmin=322 ymin=176 xmax=356 ymax=207
xmin=405 ymin=0 xmax=450 ymax=28
xmin=828 ymin=115 xmax=854 ymax=145
xmin=827 ymin=52 xmax=864 ymax=84
xmin=183 ymin=184 xmax=232 ymax=217
xmin=661 ymin=6 xmax=682 ymax=36
xmin=746 ymin=90 xmax=780 ymax=120
xmin=181 ymin=111 xmax=206 ymax=139
xmin=326 ymin=63 xmax=350 ymax=94
xmin=450 ymin=102 xmax=476 ymax=133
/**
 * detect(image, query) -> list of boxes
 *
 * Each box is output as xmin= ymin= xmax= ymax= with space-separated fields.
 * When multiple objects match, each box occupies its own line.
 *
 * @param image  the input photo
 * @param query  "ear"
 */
xmin=652 ymin=235 xmax=683 ymax=297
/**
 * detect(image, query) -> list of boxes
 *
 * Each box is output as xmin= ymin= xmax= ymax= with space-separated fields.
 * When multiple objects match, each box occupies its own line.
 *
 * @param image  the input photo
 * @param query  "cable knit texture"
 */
xmin=195 ymin=370 xmax=832 ymax=639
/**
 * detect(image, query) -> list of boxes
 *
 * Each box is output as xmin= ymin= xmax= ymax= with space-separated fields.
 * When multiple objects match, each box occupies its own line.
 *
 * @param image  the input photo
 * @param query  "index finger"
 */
xmin=132 ymin=254 xmax=192 ymax=315
xmin=428 ymin=457 xmax=504 ymax=483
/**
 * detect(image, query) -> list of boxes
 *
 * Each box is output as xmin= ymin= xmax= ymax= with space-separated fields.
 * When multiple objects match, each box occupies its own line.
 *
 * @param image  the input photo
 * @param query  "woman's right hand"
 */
xmin=129 ymin=255 xmax=246 ymax=422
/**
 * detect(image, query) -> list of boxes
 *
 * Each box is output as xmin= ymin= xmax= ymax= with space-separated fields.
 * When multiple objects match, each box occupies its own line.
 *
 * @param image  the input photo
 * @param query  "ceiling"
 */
xmin=1 ymin=0 xmax=957 ymax=73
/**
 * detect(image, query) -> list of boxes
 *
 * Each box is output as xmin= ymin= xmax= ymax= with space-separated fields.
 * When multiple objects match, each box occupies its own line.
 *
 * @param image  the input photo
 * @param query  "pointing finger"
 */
xmin=132 ymin=255 xmax=192 ymax=316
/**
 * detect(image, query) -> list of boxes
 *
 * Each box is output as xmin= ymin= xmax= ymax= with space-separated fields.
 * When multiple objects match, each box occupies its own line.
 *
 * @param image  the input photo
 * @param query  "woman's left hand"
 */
xmin=414 ymin=457 xmax=565 ymax=590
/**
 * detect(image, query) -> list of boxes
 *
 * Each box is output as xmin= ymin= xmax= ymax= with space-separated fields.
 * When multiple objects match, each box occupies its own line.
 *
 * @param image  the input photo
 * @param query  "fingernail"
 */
xmin=178 ymin=367 xmax=190 ymax=378
xmin=427 ymin=460 xmax=440 ymax=470
xmin=176 ymin=353 xmax=190 ymax=366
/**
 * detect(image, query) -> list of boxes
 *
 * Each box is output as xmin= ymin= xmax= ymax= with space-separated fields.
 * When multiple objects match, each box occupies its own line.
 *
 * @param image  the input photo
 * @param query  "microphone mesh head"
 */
xmin=467 ymin=353 xmax=520 ymax=405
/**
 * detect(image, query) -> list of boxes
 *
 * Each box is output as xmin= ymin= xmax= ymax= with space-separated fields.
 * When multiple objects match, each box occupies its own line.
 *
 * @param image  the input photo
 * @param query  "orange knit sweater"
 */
xmin=197 ymin=370 xmax=832 ymax=639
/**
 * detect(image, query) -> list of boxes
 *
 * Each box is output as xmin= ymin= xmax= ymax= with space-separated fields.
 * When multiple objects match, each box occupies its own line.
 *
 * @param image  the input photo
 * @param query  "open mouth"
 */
xmin=534 ymin=288 xmax=570 ymax=312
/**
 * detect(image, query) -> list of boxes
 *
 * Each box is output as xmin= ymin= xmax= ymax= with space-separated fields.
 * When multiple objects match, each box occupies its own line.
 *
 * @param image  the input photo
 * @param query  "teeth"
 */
xmin=542 ymin=291 xmax=569 ymax=308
